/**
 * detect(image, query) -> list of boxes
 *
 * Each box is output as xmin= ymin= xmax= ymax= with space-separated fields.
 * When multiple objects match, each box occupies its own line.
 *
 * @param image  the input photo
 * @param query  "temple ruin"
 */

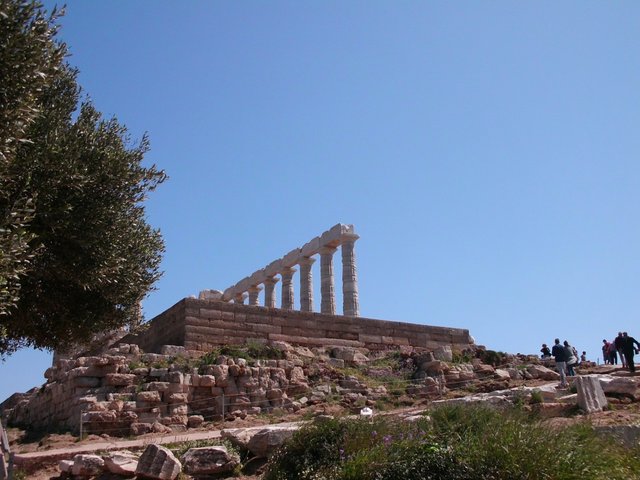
xmin=120 ymin=223 xmax=473 ymax=354
xmin=204 ymin=223 xmax=361 ymax=316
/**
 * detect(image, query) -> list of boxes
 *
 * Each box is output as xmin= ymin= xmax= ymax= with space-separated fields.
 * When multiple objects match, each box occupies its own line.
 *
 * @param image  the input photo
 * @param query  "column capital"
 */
xmin=264 ymin=276 xmax=280 ymax=285
xmin=298 ymin=256 xmax=316 ymax=266
xmin=319 ymin=245 xmax=338 ymax=255
xmin=340 ymin=232 xmax=360 ymax=244
xmin=248 ymin=285 xmax=263 ymax=293
xmin=281 ymin=266 xmax=297 ymax=276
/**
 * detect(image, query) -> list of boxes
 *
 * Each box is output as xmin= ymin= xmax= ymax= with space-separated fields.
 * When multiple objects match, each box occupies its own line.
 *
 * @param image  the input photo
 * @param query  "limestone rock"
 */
xmin=421 ymin=360 xmax=450 ymax=375
xmin=526 ymin=365 xmax=559 ymax=381
xmin=71 ymin=454 xmax=105 ymax=476
xmin=58 ymin=459 xmax=73 ymax=474
xmin=181 ymin=446 xmax=239 ymax=475
xmin=135 ymin=444 xmax=182 ymax=480
xmin=575 ymin=376 xmax=607 ymax=413
xmin=433 ymin=345 xmax=453 ymax=362
xmin=331 ymin=347 xmax=369 ymax=364
xmin=160 ymin=345 xmax=187 ymax=356
xmin=103 ymin=373 xmax=137 ymax=386
xmin=103 ymin=450 xmax=139 ymax=476
xmin=130 ymin=422 xmax=153 ymax=435
xmin=247 ymin=426 xmax=298 ymax=458
xmin=599 ymin=376 xmax=639 ymax=399
xmin=152 ymin=421 xmax=173 ymax=434
xmin=187 ymin=415 xmax=205 ymax=428
xmin=221 ymin=428 xmax=254 ymax=450
xmin=137 ymin=391 xmax=162 ymax=403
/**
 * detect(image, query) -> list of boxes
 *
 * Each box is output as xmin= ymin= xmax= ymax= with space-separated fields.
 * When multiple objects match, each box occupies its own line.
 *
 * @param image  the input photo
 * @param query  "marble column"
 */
xmin=234 ymin=292 xmax=246 ymax=305
xmin=341 ymin=234 xmax=360 ymax=316
xmin=248 ymin=285 xmax=263 ymax=306
xmin=319 ymin=246 xmax=337 ymax=315
xmin=263 ymin=277 xmax=279 ymax=308
xmin=298 ymin=256 xmax=316 ymax=312
xmin=280 ymin=267 xmax=296 ymax=310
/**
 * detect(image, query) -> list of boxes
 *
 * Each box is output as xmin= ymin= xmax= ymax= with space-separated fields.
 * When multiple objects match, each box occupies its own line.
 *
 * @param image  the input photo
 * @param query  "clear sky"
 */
xmin=2 ymin=1 xmax=639 ymax=402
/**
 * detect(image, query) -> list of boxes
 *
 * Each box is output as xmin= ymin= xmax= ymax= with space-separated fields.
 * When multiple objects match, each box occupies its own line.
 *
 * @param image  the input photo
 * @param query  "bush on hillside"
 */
xmin=265 ymin=403 xmax=640 ymax=480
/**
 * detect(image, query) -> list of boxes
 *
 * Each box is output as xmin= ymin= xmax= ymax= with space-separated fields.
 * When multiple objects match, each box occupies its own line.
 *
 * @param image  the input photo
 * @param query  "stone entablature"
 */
xmin=218 ymin=223 xmax=360 ymax=316
xmin=120 ymin=298 xmax=474 ymax=355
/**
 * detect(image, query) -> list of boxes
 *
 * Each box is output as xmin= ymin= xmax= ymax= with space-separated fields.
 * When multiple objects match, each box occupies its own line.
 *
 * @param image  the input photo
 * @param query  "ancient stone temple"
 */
xmin=211 ymin=223 xmax=361 ymax=316
xmin=120 ymin=224 xmax=473 ymax=354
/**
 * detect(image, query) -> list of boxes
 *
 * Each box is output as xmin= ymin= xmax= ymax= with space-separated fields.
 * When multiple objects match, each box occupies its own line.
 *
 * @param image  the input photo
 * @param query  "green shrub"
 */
xmin=477 ymin=349 xmax=507 ymax=367
xmin=529 ymin=390 xmax=544 ymax=404
xmin=265 ymin=403 xmax=640 ymax=480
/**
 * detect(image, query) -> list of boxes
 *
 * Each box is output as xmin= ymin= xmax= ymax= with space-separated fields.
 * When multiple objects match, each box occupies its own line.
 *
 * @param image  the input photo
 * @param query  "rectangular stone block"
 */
xmin=359 ymin=334 xmax=383 ymax=344
xmin=199 ymin=308 xmax=222 ymax=319
xmin=248 ymin=323 xmax=281 ymax=334
xmin=268 ymin=333 xmax=365 ymax=348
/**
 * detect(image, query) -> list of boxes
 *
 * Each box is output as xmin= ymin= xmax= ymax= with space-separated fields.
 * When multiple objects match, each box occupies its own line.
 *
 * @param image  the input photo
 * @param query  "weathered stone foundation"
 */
xmin=120 ymin=298 xmax=474 ymax=354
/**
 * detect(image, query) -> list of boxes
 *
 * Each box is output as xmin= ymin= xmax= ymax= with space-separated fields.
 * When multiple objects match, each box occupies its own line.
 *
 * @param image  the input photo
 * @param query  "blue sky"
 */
xmin=2 ymin=1 xmax=639 ymax=402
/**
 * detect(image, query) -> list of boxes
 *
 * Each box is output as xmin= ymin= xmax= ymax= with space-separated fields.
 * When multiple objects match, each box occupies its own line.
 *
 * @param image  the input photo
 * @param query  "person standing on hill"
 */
xmin=602 ymin=339 xmax=612 ymax=364
xmin=622 ymin=332 xmax=640 ymax=373
xmin=552 ymin=338 xmax=568 ymax=388
xmin=614 ymin=332 xmax=627 ymax=368
xmin=563 ymin=340 xmax=578 ymax=376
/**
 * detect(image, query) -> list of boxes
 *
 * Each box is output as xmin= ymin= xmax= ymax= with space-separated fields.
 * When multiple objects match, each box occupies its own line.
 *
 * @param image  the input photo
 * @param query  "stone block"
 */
xmin=137 ymin=391 xmax=162 ymax=403
xmin=576 ymin=376 xmax=608 ymax=413
xmin=73 ymin=376 xmax=101 ymax=388
xmin=71 ymin=454 xmax=105 ymax=477
xmin=187 ymin=415 xmax=205 ymax=428
xmin=161 ymin=345 xmax=186 ymax=356
xmin=147 ymin=382 xmax=171 ymax=392
xmin=181 ymin=446 xmax=239 ymax=476
xmin=103 ymin=373 xmax=137 ymax=386
xmin=135 ymin=444 xmax=182 ymax=480
xmin=199 ymin=375 xmax=216 ymax=387
xmin=103 ymin=450 xmax=139 ymax=476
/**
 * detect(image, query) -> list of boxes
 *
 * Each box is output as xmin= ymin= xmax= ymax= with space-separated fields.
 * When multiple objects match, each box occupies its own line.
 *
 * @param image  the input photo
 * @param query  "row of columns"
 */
xmin=226 ymin=226 xmax=360 ymax=317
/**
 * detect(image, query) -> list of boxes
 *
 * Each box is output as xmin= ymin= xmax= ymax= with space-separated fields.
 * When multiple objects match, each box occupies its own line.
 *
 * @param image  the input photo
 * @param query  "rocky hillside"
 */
xmin=3 ymin=341 xmax=640 ymax=479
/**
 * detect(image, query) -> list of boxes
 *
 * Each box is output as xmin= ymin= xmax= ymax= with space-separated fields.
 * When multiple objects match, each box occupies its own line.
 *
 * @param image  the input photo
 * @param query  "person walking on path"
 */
xmin=552 ymin=338 xmax=568 ymax=388
xmin=615 ymin=332 xmax=627 ymax=368
xmin=622 ymin=332 xmax=640 ymax=373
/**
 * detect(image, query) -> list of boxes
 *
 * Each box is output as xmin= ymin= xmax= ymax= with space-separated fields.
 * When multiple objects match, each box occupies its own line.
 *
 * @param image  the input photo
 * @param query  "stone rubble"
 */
xmin=181 ymin=446 xmax=239 ymax=476
xmin=135 ymin=444 xmax=182 ymax=480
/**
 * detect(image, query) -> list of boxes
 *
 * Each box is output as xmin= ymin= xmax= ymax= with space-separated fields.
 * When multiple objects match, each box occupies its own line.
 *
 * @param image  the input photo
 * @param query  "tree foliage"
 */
xmin=0 ymin=0 xmax=65 ymax=318
xmin=0 ymin=1 xmax=166 ymax=355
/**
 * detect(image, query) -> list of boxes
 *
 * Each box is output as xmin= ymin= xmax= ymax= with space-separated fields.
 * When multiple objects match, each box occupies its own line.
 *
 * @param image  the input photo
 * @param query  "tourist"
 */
xmin=563 ymin=340 xmax=578 ymax=376
xmin=614 ymin=332 xmax=627 ymax=368
xmin=621 ymin=332 xmax=640 ymax=373
xmin=602 ymin=339 xmax=611 ymax=364
xmin=608 ymin=340 xmax=618 ymax=365
xmin=552 ymin=338 xmax=568 ymax=388
xmin=580 ymin=351 xmax=587 ymax=363
xmin=540 ymin=344 xmax=551 ymax=359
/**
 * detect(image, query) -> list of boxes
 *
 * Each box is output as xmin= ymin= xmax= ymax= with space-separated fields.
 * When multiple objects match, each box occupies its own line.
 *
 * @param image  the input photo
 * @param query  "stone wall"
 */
xmin=122 ymin=298 xmax=473 ymax=354
xmin=7 ymin=344 xmax=311 ymax=435
xmin=128 ymin=301 xmax=187 ymax=353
